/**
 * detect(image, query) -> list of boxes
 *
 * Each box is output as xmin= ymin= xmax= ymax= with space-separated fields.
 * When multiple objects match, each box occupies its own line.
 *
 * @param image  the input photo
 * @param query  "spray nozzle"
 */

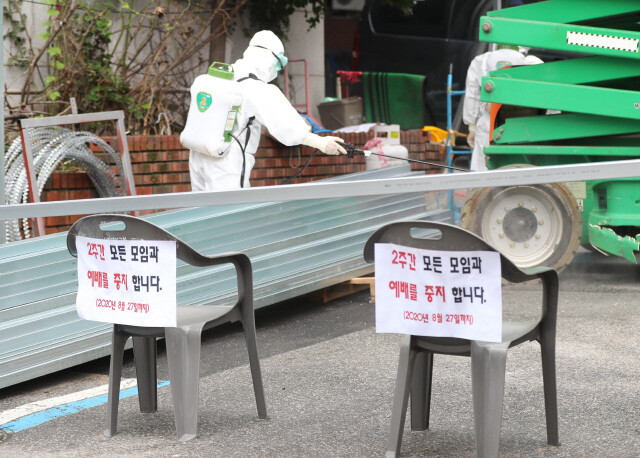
xmin=338 ymin=142 xmax=372 ymax=158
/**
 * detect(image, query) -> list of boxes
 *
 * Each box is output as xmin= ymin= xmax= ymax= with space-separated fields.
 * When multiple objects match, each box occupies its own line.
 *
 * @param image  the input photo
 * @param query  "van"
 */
xmin=354 ymin=0 xmax=544 ymax=128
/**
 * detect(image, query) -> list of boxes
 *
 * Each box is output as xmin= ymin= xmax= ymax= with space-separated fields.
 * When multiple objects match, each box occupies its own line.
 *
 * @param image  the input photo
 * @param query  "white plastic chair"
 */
xmin=364 ymin=220 xmax=559 ymax=457
xmin=67 ymin=214 xmax=267 ymax=441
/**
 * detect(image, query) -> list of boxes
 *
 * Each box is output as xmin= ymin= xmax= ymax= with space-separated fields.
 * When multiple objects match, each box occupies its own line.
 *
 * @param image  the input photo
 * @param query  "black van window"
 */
xmin=448 ymin=0 xmax=492 ymax=40
xmin=370 ymin=0 xmax=546 ymax=40
xmin=370 ymin=0 xmax=450 ymax=39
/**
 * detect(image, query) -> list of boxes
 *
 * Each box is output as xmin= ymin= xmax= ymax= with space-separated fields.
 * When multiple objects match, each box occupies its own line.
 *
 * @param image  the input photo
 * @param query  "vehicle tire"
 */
xmin=459 ymin=182 xmax=581 ymax=271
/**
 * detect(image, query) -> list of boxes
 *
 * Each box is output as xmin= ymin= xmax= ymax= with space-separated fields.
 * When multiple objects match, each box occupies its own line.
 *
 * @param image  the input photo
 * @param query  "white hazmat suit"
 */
xmin=463 ymin=49 xmax=542 ymax=171
xmin=188 ymin=30 xmax=346 ymax=191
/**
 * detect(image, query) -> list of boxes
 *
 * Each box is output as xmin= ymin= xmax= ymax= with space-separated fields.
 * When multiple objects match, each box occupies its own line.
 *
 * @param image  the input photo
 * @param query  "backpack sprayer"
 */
xmin=180 ymin=62 xmax=243 ymax=158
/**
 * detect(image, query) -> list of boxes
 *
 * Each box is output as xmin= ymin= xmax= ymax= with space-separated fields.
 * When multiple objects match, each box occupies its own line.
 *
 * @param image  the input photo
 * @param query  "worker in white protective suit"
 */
xmin=463 ymin=48 xmax=543 ymax=171
xmin=189 ymin=30 xmax=347 ymax=191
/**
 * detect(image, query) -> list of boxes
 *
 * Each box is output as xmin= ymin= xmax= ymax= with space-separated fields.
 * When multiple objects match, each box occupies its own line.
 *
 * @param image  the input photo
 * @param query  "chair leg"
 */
xmin=470 ymin=341 xmax=509 ymax=458
xmin=386 ymin=335 xmax=417 ymax=458
xmin=242 ymin=319 xmax=267 ymax=419
xmin=540 ymin=337 xmax=560 ymax=446
xmin=104 ymin=328 xmax=129 ymax=437
xmin=411 ymin=351 xmax=433 ymax=431
xmin=165 ymin=325 xmax=204 ymax=442
xmin=132 ymin=336 xmax=157 ymax=413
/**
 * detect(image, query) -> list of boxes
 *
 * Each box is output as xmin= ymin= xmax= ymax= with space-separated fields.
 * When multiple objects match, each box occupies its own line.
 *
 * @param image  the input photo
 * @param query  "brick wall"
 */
xmin=41 ymin=130 xmax=444 ymax=233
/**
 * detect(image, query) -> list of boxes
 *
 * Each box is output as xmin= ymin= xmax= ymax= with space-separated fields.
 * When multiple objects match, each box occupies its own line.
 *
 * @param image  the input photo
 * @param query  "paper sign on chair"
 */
xmin=75 ymin=236 xmax=177 ymax=327
xmin=374 ymin=243 xmax=502 ymax=342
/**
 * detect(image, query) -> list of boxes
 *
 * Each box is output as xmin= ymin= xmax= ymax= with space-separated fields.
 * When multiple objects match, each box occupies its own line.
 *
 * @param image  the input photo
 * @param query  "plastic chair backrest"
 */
xmin=67 ymin=214 xmax=211 ymax=267
xmin=364 ymin=220 xmax=532 ymax=284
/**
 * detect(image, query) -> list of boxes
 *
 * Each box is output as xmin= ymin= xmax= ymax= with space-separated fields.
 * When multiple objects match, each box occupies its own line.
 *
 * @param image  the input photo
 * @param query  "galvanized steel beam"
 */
xmin=2 ymin=160 xmax=640 ymax=222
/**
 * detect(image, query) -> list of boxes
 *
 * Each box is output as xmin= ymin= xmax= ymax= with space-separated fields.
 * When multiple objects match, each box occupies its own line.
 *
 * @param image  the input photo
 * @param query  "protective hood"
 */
xmin=249 ymin=30 xmax=284 ymax=56
xmin=233 ymin=30 xmax=286 ymax=83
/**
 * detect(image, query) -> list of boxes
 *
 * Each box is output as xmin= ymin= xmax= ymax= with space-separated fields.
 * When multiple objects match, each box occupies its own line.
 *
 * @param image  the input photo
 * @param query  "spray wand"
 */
xmin=338 ymin=142 xmax=468 ymax=172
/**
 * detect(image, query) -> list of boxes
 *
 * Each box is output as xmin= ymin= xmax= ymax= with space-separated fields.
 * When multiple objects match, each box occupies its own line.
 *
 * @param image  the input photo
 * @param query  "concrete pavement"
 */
xmin=0 ymin=250 xmax=639 ymax=456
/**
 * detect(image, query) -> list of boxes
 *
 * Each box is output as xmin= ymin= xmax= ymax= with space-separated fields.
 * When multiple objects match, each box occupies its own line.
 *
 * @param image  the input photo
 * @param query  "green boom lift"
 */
xmin=460 ymin=0 xmax=640 ymax=270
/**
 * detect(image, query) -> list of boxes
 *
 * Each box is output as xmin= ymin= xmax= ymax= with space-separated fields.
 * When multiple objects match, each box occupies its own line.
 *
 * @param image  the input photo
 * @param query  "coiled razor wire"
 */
xmin=4 ymin=127 xmax=126 ymax=241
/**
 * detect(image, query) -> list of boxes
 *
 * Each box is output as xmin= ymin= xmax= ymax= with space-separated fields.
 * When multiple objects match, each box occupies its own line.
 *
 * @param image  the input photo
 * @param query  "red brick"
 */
xmin=74 ymin=173 xmax=92 ymax=188
xmin=252 ymin=169 xmax=269 ymax=179
xmin=172 ymin=184 xmax=191 ymax=193
xmin=132 ymin=163 xmax=152 ymax=174
xmin=150 ymin=184 xmax=171 ymax=194
xmin=161 ymin=174 xmax=179 ymax=184
xmin=69 ymin=190 xmax=94 ymax=200
xmin=45 ymin=215 xmax=70 ymax=227
xmin=44 ymin=190 xmax=69 ymax=201
xmin=135 ymin=186 xmax=153 ymax=195
xmin=142 ymin=175 xmax=161 ymax=185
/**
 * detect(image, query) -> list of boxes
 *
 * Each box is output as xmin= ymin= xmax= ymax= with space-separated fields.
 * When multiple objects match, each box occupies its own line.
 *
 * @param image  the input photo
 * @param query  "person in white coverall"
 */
xmin=463 ymin=48 xmax=543 ymax=171
xmin=189 ymin=30 xmax=347 ymax=191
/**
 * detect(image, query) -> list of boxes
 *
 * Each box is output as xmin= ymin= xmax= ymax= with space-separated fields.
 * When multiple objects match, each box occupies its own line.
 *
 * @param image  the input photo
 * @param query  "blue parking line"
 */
xmin=0 ymin=380 xmax=170 ymax=433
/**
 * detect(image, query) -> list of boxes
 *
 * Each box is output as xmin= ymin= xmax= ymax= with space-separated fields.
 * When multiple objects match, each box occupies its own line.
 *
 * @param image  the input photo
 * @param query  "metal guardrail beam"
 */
xmin=2 ymin=159 xmax=640 ymax=222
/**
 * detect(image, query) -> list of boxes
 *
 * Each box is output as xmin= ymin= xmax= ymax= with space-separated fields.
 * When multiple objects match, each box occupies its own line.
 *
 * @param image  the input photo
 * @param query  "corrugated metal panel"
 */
xmin=0 ymin=165 xmax=450 ymax=388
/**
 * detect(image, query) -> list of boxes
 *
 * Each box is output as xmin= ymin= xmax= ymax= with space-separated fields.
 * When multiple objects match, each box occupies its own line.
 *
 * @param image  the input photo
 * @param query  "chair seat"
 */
xmin=176 ymin=305 xmax=234 ymax=327
xmin=502 ymin=320 xmax=538 ymax=344
xmin=414 ymin=321 xmax=540 ymax=356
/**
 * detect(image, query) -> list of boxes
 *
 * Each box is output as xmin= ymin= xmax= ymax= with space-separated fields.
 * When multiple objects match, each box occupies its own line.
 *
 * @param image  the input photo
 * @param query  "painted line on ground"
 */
xmin=0 ymin=378 xmax=137 ymax=425
xmin=0 ymin=379 xmax=170 ymax=433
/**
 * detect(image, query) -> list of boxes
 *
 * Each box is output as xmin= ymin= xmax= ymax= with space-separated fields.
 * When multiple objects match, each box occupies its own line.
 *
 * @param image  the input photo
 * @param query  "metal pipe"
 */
xmin=366 ymin=151 xmax=468 ymax=172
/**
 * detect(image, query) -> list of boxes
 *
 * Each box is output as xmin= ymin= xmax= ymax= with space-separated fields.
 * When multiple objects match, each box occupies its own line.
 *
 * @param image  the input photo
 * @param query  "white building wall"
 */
xmin=230 ymin=9 xmax=325 ymax=122
xmin=3 ymin=0 xmax=49 ymax=108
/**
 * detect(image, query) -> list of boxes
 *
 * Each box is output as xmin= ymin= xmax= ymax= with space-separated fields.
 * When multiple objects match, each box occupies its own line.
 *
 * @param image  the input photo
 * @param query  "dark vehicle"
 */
xmin=354 ymin=0 xmax=543 ymax=128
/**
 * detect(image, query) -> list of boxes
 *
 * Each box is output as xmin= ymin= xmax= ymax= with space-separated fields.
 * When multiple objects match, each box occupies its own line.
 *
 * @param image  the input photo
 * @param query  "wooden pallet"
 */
xmin=315 ymin=276 xmax=376 ymax=303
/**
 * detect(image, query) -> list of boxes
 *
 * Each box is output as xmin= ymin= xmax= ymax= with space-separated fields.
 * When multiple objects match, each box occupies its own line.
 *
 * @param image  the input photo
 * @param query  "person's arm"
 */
xmin=463 ymin=55 xmax=483 ymax=147
xmin=244 ymin=83 xmax=346 ymax=155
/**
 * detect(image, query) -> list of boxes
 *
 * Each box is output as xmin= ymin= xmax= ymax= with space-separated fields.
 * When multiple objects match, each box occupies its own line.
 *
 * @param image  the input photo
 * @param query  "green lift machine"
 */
xmin=460 ymin=0 xmax=640 ymax=271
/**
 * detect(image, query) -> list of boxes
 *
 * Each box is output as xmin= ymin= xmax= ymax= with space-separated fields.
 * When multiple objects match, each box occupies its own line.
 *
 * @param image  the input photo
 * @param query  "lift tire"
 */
xmin=459 ymin=182 xmax=581 ymax=271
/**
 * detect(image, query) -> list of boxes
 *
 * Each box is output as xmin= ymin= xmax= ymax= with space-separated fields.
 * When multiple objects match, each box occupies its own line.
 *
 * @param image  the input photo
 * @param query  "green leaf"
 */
xmin=48 ymin=90 xmax=61 ymax=101
xmin=47 ymin=46 xmax=61 ymax=56
xmin=54 ymin=60 xmax=65 ymax=70
xmin=46 ymin=8 xmax=60 ymax=17
xmin=45 ymin=75 xmax=56 ymax=85
xmin=37 ymin=31 xmax=51 ymax=40
xmin=142 ymin=103 xmax=151 ymax=110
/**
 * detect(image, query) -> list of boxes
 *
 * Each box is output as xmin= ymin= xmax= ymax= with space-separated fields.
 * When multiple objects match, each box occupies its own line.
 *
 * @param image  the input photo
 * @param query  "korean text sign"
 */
xmin=75 ymin=236 xmax=177 ymax=327
xmin=374 ymin=243 xmax=502 ymax=342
